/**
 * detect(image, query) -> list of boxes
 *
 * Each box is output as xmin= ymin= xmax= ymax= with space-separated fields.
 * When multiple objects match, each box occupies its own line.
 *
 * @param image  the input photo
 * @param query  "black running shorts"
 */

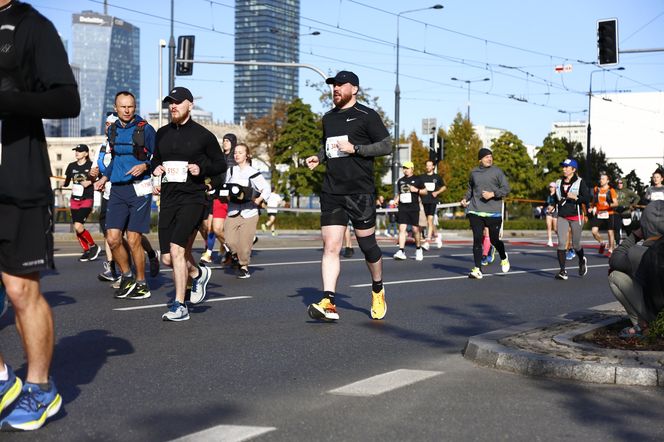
xmin=71 ymin=207 xmax=92 ymax=224
xmin=320 ymin=192 xmax=376 ymax=229
xmin=422 ymin=202 xmax=437 ymax=217
xmin=0 ymin=204 xmax=55 ymax=275
xmin=158 ymin=204 xmax=206 ymax=254
xmin=590 ymin=214 xmax=614 ymax=231
xmin=397 ymin=209 xmax=420 ymax=226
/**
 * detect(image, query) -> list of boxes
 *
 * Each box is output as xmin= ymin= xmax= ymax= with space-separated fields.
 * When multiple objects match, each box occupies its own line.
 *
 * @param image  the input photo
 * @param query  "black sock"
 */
xmin=557 ymin=249 xmax=566 ymax=270
xmin=576 ymin=248 xmax=585 ymax=261
xmin=38 ymin=382 xmax=51 ymax=391
xmin=147 ymin=249 xmax=156 ymax=259
xmin=372 ymin=280 xmax=383 ymax=292
xmin=324 ymin=291 xmax=335 ymax=304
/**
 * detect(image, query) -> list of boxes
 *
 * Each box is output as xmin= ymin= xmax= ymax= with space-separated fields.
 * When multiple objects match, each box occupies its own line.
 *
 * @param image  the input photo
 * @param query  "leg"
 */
xmin=321 ymin=225 xmax=346 ymax=292
xmin=107 ymin=228 xmax=131 ymax=274
xmin=126 ymin=231 xmax=146 ymax=281
xmin=608 ymin=271 xmax=648 ymax=325
xmin=169 ymin=243 xmax=188 ymax=304
xmin=412 ymin=225 xmax=421 ymax=247
xmin=356 ymin=226 xmax=382 ymax=282
xmin=397 ymin=223 xmax=408 ymax=249
xmin=487 ymin=218 xmax=507 ymax=260
xmin=468 ymin=215 xmax=485 ymax=269
xmin=591 ymin=226 xmax=602 ymax=244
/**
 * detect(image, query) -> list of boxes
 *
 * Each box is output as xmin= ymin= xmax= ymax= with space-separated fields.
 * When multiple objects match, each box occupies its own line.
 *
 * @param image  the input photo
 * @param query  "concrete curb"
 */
xmin=463 ymin=303 xmax=664 ymax=387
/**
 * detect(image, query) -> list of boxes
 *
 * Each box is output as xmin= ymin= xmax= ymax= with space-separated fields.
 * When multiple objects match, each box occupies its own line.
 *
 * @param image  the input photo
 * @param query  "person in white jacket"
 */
xmin=224 ymin=144 xmax=271 ymax=279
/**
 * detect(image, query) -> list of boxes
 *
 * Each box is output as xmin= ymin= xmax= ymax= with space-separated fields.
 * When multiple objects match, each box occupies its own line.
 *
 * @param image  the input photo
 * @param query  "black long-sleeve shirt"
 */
xmin=152 ymin=118 xmax=226 ymax=208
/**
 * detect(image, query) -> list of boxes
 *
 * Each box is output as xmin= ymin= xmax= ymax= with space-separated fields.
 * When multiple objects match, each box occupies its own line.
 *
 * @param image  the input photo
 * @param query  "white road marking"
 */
xmin=113 ymin=296 xmax=251 ymax=311
xmin=169 ymin=425 xmax=276 ymax=442
xmin=350 ymin=263 xmax=609 ymax=287
xmin=328 ymin=369 xmax=442 ymax=397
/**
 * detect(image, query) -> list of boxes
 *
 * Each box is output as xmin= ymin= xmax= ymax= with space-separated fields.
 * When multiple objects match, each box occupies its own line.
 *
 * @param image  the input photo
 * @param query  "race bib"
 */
xmin=103 ymin=182 xmax=112 ymax=200
xmin=424 ymin=182 xmax=435 ymax=192
xmin=597 ymin=211 xmax=609 ymax=219
xmin=651 ymin=192 xmax=664 ymax=201
xmin=400 ymin=192 xmax=412 ymax=204
xmin=163 ymin=161 xmax=188 ymax=183
xmin=325 ymin=135 xmax=349 ymax=159
xmin=133 ymin=177 xmax=153 ymax=196
xmin=72 ymin=183 xmax=84 ymax=197
xmin=219 ymin=189 xmax=230 ymax=197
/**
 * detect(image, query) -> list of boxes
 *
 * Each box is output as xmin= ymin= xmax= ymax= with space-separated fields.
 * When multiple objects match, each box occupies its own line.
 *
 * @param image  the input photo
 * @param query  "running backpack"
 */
xmin=636 ymin=235 xmax=664 ymax=317
xmin=0 ymin=1 xmax=32 ymax=94
xmin=107 ymin=121 xmax=149 ymax=161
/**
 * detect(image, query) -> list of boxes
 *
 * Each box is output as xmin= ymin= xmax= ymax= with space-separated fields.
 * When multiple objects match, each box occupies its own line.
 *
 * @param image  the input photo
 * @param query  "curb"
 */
xmin=463 ymin=303 xmax=664 ymax=387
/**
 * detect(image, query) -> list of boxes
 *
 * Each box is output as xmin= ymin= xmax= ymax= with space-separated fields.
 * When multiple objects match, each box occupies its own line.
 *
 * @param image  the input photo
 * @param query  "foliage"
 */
xmin=535 ymin=135 xmax=570 ymax=192
xmin=491 ymin=131 xmax=538 ymax=199
xmin=648 ymin=309 xmax=664 ymax=339
xmin=272 ymin=98 xmax=324 ymax=202
xmin=438 ymin=113 xmax=482 ymax=203
xmin=245 ymin=100 xmax=289 ymax=180
xmin=408 ymin=131 xmax=429 ymax=175
xmin=623 ymin=169 xmax=645 ymax=196
xmin=586 ymin=147 xmax=623 ymax=187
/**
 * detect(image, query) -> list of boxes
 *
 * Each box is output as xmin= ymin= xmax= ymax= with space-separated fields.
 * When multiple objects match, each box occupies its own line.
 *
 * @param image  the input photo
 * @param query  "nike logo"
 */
xmin=346 ymin=118 xmax=357 ymax=122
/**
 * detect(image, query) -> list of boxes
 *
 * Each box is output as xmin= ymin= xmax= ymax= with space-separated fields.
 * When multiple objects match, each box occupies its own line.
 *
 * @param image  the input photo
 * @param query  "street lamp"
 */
xmin=586 ymin=66 xmax=625 ymax=182
xmin=158 ymin=39 xmax=166 ymax=129
xmin=450 ymin=77 xmax=490 ymax=121
xmin=393 ymin=4 xmax=443 ymax=195
xmin=557 ymin=109 xmax=587 ymax=143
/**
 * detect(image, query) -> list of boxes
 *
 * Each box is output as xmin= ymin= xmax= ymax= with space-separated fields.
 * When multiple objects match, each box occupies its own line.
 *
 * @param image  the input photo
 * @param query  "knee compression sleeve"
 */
xmin=357 ymin=233 xmax=382 ymax=263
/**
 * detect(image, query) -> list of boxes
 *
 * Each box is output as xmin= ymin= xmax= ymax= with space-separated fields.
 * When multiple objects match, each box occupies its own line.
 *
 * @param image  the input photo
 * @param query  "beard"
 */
xmin=333 ymin=91 xmax=353 ymax=108
xmin=171 ymin=108 xmax=190 ymax=125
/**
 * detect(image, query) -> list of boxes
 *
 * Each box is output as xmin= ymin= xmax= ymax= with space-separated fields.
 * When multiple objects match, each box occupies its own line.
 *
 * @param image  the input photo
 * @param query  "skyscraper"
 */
xmin=72 ymin=11 xmax=140 ymax=136
xmin=234 ymin=0 xmax=300 ymax=124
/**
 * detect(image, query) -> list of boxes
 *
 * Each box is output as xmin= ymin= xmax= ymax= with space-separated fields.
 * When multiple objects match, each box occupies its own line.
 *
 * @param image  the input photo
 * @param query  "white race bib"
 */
xmin=597 ymin=211 xmax=609 ymax=219
xmin=163 ymin=161 xmax=188 ymax=183
xmin=325 ymin=135 xmax=349 ymax=159
xmin=651 ymin=192 xmax=664 ymax=201
xmin=103 ymin=182 xmax=112 ymax=200
xmin=133 ymin=177 xmax=153 ymax=196
xmin=72 ymin=183 xmax=84 ymax=197
xmin=424 ymin=182 xmax=435 ymax=192
xmin=400 ymin=192 xmax=412 ymax=204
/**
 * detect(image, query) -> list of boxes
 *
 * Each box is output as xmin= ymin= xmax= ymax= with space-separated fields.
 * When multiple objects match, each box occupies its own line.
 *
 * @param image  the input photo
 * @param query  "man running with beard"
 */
xmin=152 ymin=87 xmax=226 ymax=322
xmin=305 ymin=70 xmax=391 ymax=321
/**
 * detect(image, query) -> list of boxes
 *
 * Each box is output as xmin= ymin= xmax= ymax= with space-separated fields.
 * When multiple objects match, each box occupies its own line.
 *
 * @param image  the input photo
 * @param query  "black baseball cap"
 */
xmin=72 ymin=144 xmax=89 ymax=152
xmin=163 ymin=86 xmax=194 ymax=103
xmin=325 ymin=70 xmax=359 ymax=86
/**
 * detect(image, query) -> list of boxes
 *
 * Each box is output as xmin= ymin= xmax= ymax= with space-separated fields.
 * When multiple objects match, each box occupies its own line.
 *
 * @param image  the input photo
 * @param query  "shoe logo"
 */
xmin=346 ymin=117 xmax=357 ymax=122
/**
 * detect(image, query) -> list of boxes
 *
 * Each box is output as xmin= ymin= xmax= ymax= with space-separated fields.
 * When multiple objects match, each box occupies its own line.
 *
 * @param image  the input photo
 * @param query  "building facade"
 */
xmin=234 ymin=0 xmax=300 ymax=124
xmin=72 ymin=11 xmax=140 ymax=136
xmin=550 ymin=120 xmax=587 ymax=150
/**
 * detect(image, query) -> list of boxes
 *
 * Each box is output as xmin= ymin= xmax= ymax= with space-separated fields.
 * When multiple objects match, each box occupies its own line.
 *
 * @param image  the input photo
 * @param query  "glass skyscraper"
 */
xmin=72 ymin=11 xmax=140 ymax=136
xmin=234 ymin=0 xmax=300 ymax=124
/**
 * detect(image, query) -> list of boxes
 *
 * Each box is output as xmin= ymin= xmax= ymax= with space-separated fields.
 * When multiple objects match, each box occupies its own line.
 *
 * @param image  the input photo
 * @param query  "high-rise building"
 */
xmin=44 ymin=64 xmax=81 ymax=138
xmin=72 ymin=11 xmax=140 ymax=136
xmin=234 ymin=0 xmax=300 ymax=124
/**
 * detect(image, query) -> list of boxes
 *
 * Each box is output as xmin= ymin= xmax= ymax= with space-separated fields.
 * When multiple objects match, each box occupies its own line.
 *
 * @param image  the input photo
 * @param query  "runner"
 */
xmin=223 ymin=143 xmax=271 ymax=279
xmin=261 ymin=192 xmax=282 ymax=237
xmin=342 ymin=223 xmax=355 ymax=258
xmin=0 ymin=0 xmax=80 ymax=430
xmin=93 ymin=91 xmax=156 ymax=300
xmin=64 ymin=144 xmax=100 ymax=262
xmin=213 ymin=133 xmax=238 ymax=265
xmin=544 ymin=182 xmax=559 ymax=247
xmin=393 ymin=161 xmax=427 ymax=261
xmin=589 ymin=171 xmax=618 ymax=256
xmin=613 ymin=177 xmax=639 ymax=244
xmin=554 ymin=158 xmax=590 ymax=280
xmin=420 ymin=159 xmax=446 ymax=249
xmin=305 ymin=70 xmax=391 ymax=321
xmin=644 ymin=166 xmax=664 ymax=204
xmin=460 ymin=148 xmax=511 ymax=279
xmin=152 ymin=87 xmax=226 ymax=321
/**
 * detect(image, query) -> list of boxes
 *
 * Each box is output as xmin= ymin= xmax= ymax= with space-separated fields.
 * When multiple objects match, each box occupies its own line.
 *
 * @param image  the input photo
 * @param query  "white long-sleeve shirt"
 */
xmin=225 ymin=164 xmax=271 ymax=218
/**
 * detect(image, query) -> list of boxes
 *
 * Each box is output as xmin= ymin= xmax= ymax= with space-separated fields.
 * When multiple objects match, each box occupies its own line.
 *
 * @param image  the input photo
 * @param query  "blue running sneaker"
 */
xmin=566 ymin=249 xmax=576 ymax=261
xmin=0 ymin=381 xmax=62 ymax=431
xmin=0 ymin=282 xmax=7 ymax=320
xmin=0 ymin=366 xmax=22 ymax=414
xmin=486 ymin=246 xmax=496 ymax=264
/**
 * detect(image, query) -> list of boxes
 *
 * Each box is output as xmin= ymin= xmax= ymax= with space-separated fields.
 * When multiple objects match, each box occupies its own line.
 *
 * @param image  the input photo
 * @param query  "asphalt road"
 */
xmin=1 ymin=232 xmax=663 ymax=441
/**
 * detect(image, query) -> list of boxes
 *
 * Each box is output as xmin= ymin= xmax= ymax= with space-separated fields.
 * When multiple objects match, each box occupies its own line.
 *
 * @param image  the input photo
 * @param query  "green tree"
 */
xmin=408 ymin=130 xmax=429 ymax=175
xmin=623 ymin=169 xmax=645 ymax=196
xmin=587 ymin=148 xmax=623 ymax=187
xmin=245 ymin=100 xmax=288 ymax=181
xmin=272 ymin=98 xmax=323 ymax=204
xmin=491 ymin=131 xmax=537 ymax=199
xmin=535 ymin=134 xmax=570 ymax=191
xmin=439 ymin=113 xmax=482 ymax=202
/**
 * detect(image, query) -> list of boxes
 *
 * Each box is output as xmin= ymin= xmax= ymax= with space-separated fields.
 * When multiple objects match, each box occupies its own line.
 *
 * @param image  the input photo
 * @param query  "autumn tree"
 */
xmin=439 ymin=113 xmax=482 ymax=202
xmin=408 ymin=130 xmax=429 ymax=175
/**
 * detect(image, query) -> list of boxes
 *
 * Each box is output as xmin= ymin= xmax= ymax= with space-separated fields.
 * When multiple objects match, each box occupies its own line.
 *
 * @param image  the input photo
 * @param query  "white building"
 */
xmin=473 ymin=125 xmax=506 ymax=150
xmin=550 ymin=120 xmax=587 ymax=150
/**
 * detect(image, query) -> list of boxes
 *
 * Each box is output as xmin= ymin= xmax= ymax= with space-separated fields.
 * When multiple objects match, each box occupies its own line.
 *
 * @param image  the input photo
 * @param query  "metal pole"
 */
xmin=586 ymin=76 xmax=592 ymax=183
xmin=158 ymin=40 xmax=165 ymax=129
xmin=466 ymin=81 xmax=471 ymax=121
xmin=393 ymin=16 xmax=401 ymax=197
xmin=168 ymin=0 xmax=175 ymax=93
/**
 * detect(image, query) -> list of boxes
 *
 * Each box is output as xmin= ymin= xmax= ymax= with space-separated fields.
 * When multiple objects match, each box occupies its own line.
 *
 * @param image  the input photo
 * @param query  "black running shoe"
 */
xmin=114 ymin=276 xmax=137 ymax=299
xmin=237 ymin=267 xmax=250 ymax=279
xmin=148 ymin=251 xmax=160 ymax=278
xmin=126 ymin=281 xmax=151 ymax=300
xmin=87 ymin=244 xmax=101 ymax=261
xmin=579 ymin=256 xmax=588 ymax=276
xmin=342 ymin=247 xmax=354 ymax=258
xmin=78 ymin=250 xmax=91 ymax=262
xmin=555 ymin=270 xmax=568 ymax=280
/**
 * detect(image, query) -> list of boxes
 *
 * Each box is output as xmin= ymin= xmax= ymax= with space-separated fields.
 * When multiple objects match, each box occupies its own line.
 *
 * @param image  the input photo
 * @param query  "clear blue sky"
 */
xmin=33 ymin=0 xmax=664 ymax=147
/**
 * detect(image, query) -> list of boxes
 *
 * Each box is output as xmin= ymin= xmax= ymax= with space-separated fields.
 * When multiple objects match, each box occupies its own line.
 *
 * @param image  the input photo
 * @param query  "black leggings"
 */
xmin=468 ymin=213 xmax=506 ymax=268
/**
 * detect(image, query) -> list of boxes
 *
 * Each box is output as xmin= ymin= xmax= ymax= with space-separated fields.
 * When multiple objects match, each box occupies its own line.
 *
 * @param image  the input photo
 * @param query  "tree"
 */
xmin=491 ymin=131 xmax=537 ymax=199
xmin=408 ymin=130 xmax=429 ymax=175
xmin=245 ymin=100 xmax=288 ymax=181
xmin=587 ymin=147 xmax=623 ymax=187
xmin=535 ymin=134 xmax=570 ymax=191
xmin=272 ymin=98 xmax=323 ymax=203
xmin=439 ymin=113 xmax=482 ymax=202
xmin=623 ymin=169 xmax=645 ymax=196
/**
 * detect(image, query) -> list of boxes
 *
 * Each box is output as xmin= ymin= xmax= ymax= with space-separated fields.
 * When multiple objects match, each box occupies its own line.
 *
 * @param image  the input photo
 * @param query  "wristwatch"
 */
xmin=353 ymin=145 xmax=360 ymax=155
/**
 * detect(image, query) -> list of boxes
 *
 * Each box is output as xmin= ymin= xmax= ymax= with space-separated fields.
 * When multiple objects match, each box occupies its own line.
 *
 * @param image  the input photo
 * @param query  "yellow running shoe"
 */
xmin=371 ymin=288 xmax=387 ymax=320
xmin=308 ymin=297 xmax=339 ymax=321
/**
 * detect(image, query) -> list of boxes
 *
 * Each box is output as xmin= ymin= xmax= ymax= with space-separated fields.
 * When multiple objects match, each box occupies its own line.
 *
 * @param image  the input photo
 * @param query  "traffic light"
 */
xmin=176 ymin=35 xmax=195 ymax=76
xmin=597 ymin=19 xmax=618 ymax=66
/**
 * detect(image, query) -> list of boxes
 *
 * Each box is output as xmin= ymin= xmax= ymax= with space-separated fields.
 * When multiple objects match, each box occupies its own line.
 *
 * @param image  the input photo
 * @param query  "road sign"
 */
xmin=421 ymin=118 xmax=437 ymax=134
xmin=554 ymin=64 xmax=573 ymax=73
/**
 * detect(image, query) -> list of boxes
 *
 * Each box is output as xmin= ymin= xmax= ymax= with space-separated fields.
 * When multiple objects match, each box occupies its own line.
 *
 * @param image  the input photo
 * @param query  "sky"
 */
xmin=32 ymin=0 xmax=664 ymax=148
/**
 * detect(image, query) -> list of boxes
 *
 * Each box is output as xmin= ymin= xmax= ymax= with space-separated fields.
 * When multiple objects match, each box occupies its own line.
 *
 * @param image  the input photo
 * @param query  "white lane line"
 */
xmin=113 ymin=296 xmax=251 ymax=311
xmin=328 ymin=369 xmax=442 ymax=397
xmin=169 ymin=425 xmax=276 ymax=442
xmin=350 ymin=263 xmax=609 ymax=287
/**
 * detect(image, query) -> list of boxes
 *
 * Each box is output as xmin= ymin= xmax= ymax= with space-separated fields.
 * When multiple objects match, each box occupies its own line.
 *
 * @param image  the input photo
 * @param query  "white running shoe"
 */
xmin=415 ymin=248 xmax=423 ymax=261
xmin=546 ymin=240 xmax=554 ymax=247
xmin=468 ymin=267 xmax=483 ymax=279
xmin=436 ymin=236 xmax=443 ymax=249
xmin=501 ymin=253 xmax=511 ymax=273
xmin=393 ymin=250 xmax=407 ymax=260
xmin=421 ymin=241 xmax=430 ymax=251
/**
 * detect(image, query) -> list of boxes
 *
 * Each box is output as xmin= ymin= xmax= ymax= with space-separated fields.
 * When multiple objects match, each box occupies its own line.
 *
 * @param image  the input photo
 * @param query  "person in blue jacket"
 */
xmin=94 ymin=91 xmax=157 ymax=300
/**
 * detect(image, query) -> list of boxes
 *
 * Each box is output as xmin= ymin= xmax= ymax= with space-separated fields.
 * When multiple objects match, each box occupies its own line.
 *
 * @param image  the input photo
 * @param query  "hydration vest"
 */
xmin=107 ymin=120 xmax=149 ymax=161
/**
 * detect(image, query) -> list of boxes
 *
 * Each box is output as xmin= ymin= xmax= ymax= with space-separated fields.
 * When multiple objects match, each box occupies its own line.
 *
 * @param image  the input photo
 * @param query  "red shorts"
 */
xmin=212 ymin=199 xmax=228 ymax=219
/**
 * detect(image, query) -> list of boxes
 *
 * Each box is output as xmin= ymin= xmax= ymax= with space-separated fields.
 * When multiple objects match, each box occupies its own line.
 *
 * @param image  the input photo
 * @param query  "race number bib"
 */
xmin=424 ymin=182 xmax=435 ymax=192
xmin=400 ymin=192 xmax=412 ymax=204
xmin=651 ymin=192 xmax=664 ymax=201
xmin=325 ymin=135 xmax=349 ymax=159
xmin=133 ymin=177 xmax=153 ymax=196
xmin=103 ymin=182 xmax=112 ymax=200
xmin=163 ymin=161 xmax=188 ymax=183
xmin=72 ymin=183 xmax=84 ymax=197
xmin=597 ymin=211 xmax=609 ymax=219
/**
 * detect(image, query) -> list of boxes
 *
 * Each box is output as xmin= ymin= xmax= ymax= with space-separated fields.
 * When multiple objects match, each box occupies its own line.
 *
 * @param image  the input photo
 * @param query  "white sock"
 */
xmin=0 ymin=364 xmax=8 ymax=381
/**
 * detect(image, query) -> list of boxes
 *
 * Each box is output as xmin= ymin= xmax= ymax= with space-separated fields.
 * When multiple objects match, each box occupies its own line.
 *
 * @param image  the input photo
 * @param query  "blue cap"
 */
xmin=560 ymin=158 xmax=578 ymax=169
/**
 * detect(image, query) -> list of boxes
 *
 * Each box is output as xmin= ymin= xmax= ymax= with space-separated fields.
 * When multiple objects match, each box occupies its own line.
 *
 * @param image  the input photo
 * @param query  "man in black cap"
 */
xmin=305 ymin=70 xmax=391 ymax=321
xmin=460 ymin=148 xmax=511 ymax=279
xmin=64 ymin=143 xmax=100 ymax=261
xmin=152 ymin=87 xmax=227 ymax=322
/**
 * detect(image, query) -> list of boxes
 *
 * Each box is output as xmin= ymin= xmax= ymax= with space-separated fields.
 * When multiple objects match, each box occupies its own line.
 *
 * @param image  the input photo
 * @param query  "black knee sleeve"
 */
xmin=357 ymin=233 xmax=382 ymax=263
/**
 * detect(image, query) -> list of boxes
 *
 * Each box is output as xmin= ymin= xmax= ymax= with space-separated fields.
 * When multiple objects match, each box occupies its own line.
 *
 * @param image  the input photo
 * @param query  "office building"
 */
xmin=234 ymin=0 xmax=300 ymax=124
xmin=550 ymin=120 xmax=587 ymax=150
xmin=72 ymin=11 xmax=140 ymax=136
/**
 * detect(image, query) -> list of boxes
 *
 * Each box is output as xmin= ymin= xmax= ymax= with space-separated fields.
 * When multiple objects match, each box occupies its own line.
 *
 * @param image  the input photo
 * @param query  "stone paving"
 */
xmin=464 ymin=302 xmax=664 ymax=387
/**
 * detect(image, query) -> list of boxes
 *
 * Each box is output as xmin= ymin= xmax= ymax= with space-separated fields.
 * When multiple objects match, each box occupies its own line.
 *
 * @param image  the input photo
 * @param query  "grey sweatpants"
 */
xmin=608 ymin=270 xmax=656 ymax=325
xmin=556 ymin=217 xmax=583 ymax=250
